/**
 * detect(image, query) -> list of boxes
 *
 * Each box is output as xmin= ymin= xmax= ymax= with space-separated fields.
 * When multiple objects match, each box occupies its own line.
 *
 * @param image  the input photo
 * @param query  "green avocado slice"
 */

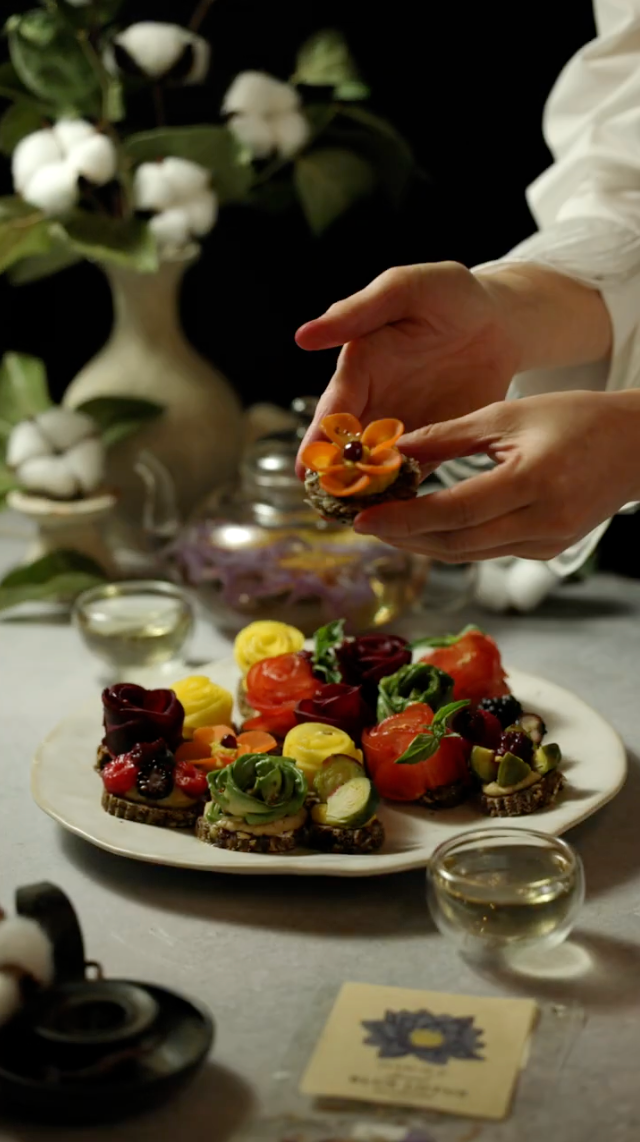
xmin=533 ymin=743 xmax=562 ymax=774
xmin=496 ymin=752 xmax=531 ymax=788
xmin=470 ymin=745 xmax=497 ymax=783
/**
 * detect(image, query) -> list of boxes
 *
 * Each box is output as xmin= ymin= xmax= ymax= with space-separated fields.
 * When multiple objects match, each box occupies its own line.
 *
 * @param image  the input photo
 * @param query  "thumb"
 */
xmin=400 ymin=406 xmax=503 ymax=467
xmin=295 ymin=265 xmax=424 ymax=351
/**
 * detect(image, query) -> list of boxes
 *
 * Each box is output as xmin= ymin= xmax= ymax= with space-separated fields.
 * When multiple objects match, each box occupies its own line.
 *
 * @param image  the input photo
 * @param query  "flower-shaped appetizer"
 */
xmin=102 ymin=684 xmax=184 ymax=756
xmin=282 ymin=722 xmax=363 ymax=784
xmin=170 ymin=676 xmax=234 ymax=738
xmin=176 ymin=726 xmax=278 ymax=771
xmin=197 ymin=755 xmax=309 ymax=853
xmin=301 ymin=414 xmax=421 ymax=524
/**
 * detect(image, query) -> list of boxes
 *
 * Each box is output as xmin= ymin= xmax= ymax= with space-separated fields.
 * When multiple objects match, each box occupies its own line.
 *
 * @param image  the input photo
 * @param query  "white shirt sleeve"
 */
xmin=482 ymin=0 xmax=640 ymax=396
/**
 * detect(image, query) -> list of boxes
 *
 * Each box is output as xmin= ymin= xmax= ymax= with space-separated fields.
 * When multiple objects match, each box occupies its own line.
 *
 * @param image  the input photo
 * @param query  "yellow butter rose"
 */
xmin=282 ymin=723 xmax=362 ymax=783
xmin=234 ymin=621 xmax=305 ymax=677
xmin=171 ymin=676 xmax=233 ymax=738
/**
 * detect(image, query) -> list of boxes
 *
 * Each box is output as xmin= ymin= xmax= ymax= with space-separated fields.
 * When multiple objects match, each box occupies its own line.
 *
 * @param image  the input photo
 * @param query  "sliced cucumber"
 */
xmin=496 ymin=752 xmax=531 ymax=788
xmin=533 ymin=743 xmax=561 ymax=774
xmin=314 ymin=754 xmax=364 ymax=803
xmin=312 ymin=776 xmax=379 ymax=829
xmin=470 ymin=745 xmax=497 ymax=783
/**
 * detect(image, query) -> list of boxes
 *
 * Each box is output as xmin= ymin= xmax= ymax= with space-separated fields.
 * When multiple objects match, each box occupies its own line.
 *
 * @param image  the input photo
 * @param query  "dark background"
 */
xmin=2 ymin=0 xmax=637 ymax=573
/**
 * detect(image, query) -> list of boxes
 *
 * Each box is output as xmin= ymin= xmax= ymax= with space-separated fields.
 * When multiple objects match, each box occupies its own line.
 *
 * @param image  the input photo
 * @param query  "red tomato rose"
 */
xmin=420 ymin=630 xmax=509 ymax=703
xmin=244 ymin=653 xmax=322 ymax=736
xmin=362 ymin=703 xmax=470 ymax=802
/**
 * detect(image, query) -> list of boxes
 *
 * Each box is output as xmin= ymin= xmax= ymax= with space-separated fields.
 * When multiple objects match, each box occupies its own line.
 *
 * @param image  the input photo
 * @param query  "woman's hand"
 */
xmin=352 ymin=390 xmax=640 ymax=562
xmin=295 ymin=262 xmax=521 ymax=475
xmin=295 ymin=262 xmax=612 ymax=477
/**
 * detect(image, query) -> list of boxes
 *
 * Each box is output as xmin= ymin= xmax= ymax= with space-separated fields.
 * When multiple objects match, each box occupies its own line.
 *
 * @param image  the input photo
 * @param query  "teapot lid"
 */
xmin=241 ymin=396 xmax=318 ymax=500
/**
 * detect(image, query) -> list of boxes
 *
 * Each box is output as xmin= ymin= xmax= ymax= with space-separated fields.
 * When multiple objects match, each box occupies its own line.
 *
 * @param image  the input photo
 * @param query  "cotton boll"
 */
xmin=184 ymin=190 xmax=218 ymax=236
xmin=68 ymin=134 xmax=118 ymax=186
xmin=64 ymin=438 xmax=105 ymax=496
xmin=0 ymin=918 xmax=55 ymax=986
xmin=23 ymin=161 xmax=79 ymax=216
xmin=223 ymin=71 xmax=299 ymax=117
xmin=134 ymin=163 xmax=176 ymax=212
xmin=36 ymin=407 xmax=96 ymax=451
xmin=112 ymin=23 xmax=210 ymax=84
xmin=162 ymin=157 xmax=210 ymax=202
xmin=53 ymin=118 xmax=95 ymax=155
xmin=0 ymin=975 xmax=22 ymax=1029
xmin=6 ymin=421 xmax=48 ymax=470
xmin=12 ymin=129 xmax=61 ymax=195
xmin=187 ymin=37 xmax=211 ymax=86
xmin=18 ymin=456 xmax=79 ymax=499
xmin=272 ymin=110 xmax=310 ymax=158
xmin=228 ymin=113 xmax=276 ymax=159
xmin=150 ymin=208 xmax=192 ymax=250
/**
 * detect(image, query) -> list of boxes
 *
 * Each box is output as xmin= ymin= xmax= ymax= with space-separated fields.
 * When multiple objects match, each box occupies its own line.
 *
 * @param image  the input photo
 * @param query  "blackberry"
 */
xmin=136 ymin=764 xmax=174 ymax=801
xmin=450 ymin=708 xmax=501 ymax=749
xmin=131 ymin=740 xmax=175 ymax=771
xmin=495 ymin=730 xmax=533 ymax=764
xmin=478 ymin=695 xmax=523 ymax=729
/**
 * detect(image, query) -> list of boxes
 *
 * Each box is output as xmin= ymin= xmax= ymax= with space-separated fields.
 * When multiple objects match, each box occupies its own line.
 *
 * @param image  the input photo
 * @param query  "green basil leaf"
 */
xmin=395 ymin=729 xmax=443 ymax=766
xmin=431 ymin=699 xmax=470 ymax=725
xmin=410 ymin=625 xmax=481 ymax=650
xmin=312 ymin=617 xmax=345 ymax=683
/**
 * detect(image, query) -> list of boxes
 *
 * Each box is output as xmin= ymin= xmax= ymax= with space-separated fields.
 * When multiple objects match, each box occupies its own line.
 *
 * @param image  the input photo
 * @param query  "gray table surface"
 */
xmin=1 ymin=519 xmax=639 ymax=1142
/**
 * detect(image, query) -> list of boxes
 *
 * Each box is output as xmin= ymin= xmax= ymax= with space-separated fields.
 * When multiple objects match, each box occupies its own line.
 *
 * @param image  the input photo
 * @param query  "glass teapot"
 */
xmin=164 ymin=398 xmax=429 ymax=636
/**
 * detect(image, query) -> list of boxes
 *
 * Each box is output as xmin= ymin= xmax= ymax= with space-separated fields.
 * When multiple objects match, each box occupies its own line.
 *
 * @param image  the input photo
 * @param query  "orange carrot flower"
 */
xmin=301 ymin=414 xmax=404 ymax=498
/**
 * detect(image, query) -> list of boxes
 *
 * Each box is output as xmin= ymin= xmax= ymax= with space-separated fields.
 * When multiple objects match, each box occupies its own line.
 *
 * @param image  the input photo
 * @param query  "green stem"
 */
xmin=76 ymin=32 xmax=133 ymax=219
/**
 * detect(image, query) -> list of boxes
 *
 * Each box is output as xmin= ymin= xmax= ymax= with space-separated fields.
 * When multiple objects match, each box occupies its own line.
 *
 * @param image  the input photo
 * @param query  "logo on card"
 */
xmin=361 ymin=1009 xmax=485 ymax=1066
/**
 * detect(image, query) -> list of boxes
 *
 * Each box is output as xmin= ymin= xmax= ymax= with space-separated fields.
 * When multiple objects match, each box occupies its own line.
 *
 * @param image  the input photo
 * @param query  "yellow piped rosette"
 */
xmin=171 ymin=676 xmax=233 ymax=739
xmin=282 ymin=723 xmax=363 ymax=784
xmin=234 ymin=621 xmax=305 ymax=680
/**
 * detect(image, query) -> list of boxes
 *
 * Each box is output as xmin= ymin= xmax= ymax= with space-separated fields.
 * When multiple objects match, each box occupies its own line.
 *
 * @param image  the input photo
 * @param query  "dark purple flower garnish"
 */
xmin=295 ymin=683 xmax=374 ymax=741
xmin=127 ymin=740 xmax=176 ymax=770
xmin=102 ymin=684 xmax=184 ymax=756
xmin=337 ymin=634 xmax=411 ymax=705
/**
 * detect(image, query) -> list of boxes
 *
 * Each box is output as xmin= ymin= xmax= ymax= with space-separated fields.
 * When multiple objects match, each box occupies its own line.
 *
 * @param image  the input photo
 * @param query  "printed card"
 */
xmin=300 ymin=982 xmax=537 ymax=1121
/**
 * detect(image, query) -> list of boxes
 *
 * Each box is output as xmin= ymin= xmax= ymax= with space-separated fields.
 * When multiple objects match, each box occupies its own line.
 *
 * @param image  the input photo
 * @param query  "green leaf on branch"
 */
xmin=7 ymin=11 xmax=101 ymax=116
xmin=0 ymin=103 xmax=46 ymax=155
xmin=336 ymin=106 xmax=416 ymax=203
xmin=9 ymin=243 xmax=82 ymax=285
xmin=0 ymin=550 xmax=106 ymax=613
xmin=294 ymin=147 xmax=375 ymax=234
xmin=0 ymin=353 xmax=52 ymax=438
xmin=59 ymin=214 xmax=159 ymax=273
xmin=0 ymin=198 xmax=54 ymax=274
xmin=124 ymin=126 xmax=254 ymax=204
xmin=293 ymin=30 xmax=369 ymax=100
xmin=76 ymin=396 xmax=164 ymax=448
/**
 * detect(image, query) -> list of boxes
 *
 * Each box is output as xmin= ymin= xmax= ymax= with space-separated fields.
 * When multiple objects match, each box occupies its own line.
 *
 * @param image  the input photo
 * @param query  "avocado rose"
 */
xmin=377 ymin=662 xmax=454 ymax=722
xmin=207 ymin=754 xmax=307 ymax=825
xmin=336 ymin=634 xmax=411 ymax=705
xmin=234 ymin=621 xmax=305 ymax=677
xmin=171 ymin=675 xmax=233 ymax=738
xmin=102 ymin=684 xmax=184 ymax=755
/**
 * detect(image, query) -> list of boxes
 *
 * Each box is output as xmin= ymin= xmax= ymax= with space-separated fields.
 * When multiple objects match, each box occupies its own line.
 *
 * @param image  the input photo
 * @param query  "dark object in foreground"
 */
xmin=0 ymin=883 xmax=213 ymax=1125
xmin=304 ymin=454 xmax=422 ymax=525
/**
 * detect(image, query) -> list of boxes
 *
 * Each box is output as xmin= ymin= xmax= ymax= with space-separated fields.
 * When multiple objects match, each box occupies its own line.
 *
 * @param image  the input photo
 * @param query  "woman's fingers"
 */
xmin=354 ymin=459 xmax=529 ymax=540
xmin=295 ymin=266 xmax=426 ymax=351
xmin=387 ymin=535 xmax=567 ymax=563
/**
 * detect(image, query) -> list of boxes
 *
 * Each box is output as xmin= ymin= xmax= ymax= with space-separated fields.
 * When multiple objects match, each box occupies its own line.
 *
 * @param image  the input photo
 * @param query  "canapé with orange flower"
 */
xmin=301 ymin=414 xmax=421 ymax=523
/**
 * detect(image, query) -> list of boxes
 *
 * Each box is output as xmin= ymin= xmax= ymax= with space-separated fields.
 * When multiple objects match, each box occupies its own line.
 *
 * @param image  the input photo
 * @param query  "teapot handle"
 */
xmin=134 ymin=450 xmax=180 ymax=547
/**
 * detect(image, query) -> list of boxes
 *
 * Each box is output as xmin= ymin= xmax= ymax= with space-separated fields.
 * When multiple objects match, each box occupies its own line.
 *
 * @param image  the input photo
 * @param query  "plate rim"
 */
xmin=31 ymin=664 xmax=628 ymax=878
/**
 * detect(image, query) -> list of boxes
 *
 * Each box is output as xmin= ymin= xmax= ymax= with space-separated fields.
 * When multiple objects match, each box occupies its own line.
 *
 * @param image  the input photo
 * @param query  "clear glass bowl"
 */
xmin=73 ymin=580 xmax=194 ymax=674
xmin=427 ymin=827 xmax=584 ymax=962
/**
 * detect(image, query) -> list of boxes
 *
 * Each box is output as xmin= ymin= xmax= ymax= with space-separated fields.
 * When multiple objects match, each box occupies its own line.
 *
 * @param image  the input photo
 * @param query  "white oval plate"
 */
xmin=31 ymin=660 xmax=626 ymax=877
